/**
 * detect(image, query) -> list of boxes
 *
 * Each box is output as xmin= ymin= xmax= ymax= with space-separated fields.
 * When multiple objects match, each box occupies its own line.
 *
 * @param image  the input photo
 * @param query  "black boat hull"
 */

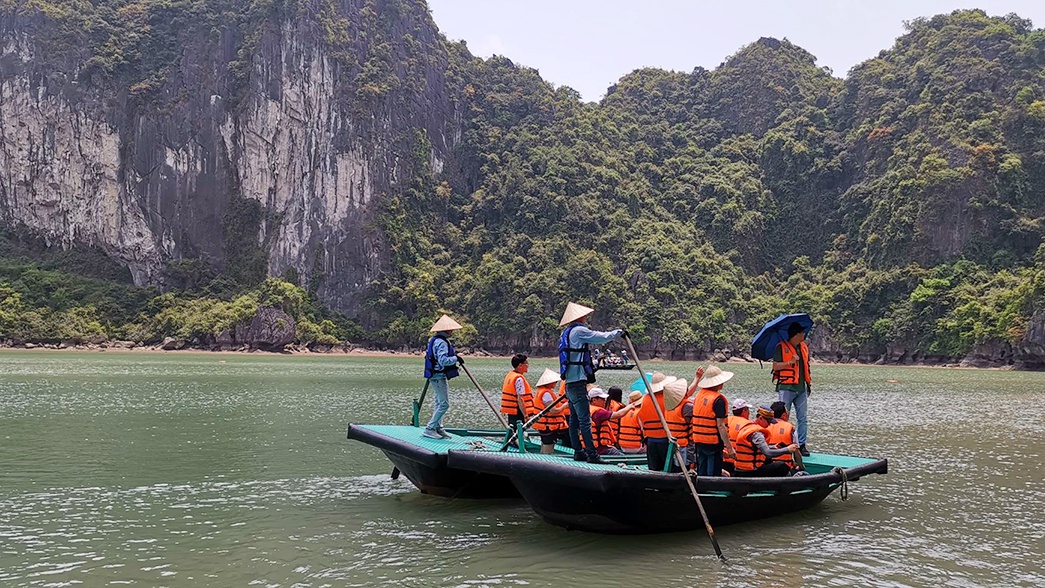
xmin=447 ymin=451 xmax=888 ymax=533
xmin=519 ymin=477 xmax=835 ymax=533
xmin=347 ymin=424 xmax=519 ymax=499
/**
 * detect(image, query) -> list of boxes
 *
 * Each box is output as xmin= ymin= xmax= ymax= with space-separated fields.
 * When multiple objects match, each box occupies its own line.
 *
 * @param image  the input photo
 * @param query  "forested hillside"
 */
xmin=0 ymin=2 xmax=1043 ymax=367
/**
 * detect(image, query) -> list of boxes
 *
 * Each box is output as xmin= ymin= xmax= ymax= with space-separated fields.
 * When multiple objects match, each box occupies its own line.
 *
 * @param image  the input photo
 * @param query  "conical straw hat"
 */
xmin=650 ymin=373 xmax=677 ymax=393
xmin=697 ymin=365 xmax=734 ymax=388
xmin=430 ymin=314 xmax=463 ymax=332
xmin=558 ymin=302 xmax=595 ymax=327
xmin=663 ymin=378 xmax=689 ymax=410
xmin=535 ymin=368 xmax=561 ymax=388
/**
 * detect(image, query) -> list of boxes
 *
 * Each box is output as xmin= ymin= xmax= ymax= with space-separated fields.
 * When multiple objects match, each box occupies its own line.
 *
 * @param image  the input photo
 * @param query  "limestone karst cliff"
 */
xmin=0 ymin=0 xmax=463 ymax=314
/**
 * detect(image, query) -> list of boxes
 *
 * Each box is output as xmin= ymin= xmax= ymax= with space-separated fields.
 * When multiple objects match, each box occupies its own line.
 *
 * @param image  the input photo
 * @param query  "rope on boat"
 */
xmin=466 ymin=440 xmax=487 ymax=451
xmin=833 ymin=466 xmax=849 ymax=501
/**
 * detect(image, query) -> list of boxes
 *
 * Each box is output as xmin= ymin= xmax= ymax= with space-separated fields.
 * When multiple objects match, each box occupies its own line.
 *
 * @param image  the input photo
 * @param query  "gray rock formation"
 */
xmin=0 ymin=1 xmax=464 ymax=317
xmin=1015 ymin=313 xmax=1045 ymax=370
xmin=235 ymin=307 xmax=296 ymax=350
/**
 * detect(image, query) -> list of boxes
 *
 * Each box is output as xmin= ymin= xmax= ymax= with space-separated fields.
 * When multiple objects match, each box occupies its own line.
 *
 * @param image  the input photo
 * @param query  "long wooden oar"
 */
xmin=411 ymin=379 xmax=431 ymax=427
xmin=499 ymin=392 xmax=569 ymax=451
xmin=624 ymin=334 xmax=726 ymax=561
xmin=458 ymin=361 xmax=510 ymax=429
xmin=417 ymin=378 xmax=431 ymax=408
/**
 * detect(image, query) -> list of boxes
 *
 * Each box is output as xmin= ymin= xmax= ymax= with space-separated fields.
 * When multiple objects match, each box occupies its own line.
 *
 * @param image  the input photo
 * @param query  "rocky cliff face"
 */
xmin=0 ymin=0 xmax=463 ymax=315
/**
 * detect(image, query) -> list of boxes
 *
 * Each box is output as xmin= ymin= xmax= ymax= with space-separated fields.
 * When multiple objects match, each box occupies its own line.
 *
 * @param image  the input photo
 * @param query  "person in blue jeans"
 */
xmin=773 ymin=322 xmax=812 ymax=456
xmin=557 ymin=302 xmax=623 ymax=464
xmin=422 ymin=315 xmax=464 ymax=439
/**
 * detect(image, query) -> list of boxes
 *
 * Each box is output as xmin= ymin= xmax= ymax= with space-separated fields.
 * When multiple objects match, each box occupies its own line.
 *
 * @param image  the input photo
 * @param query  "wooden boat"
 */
xmin=596 ymin=363 xmax=636 ymax=371
xmin=347 ymin=424 xmax=887 ymax=533
xmin=447 ymin=449 xmax=888 ymax=533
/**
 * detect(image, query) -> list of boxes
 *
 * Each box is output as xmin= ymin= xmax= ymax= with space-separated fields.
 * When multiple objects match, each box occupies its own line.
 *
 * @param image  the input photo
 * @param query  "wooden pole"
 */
xmin=499 ymin=392 xmax=569 ymax=451
xmin=459 ymin=362 xmax=510 ymax=429
xmin=624 ymin=334 xmax=726 ymax=561
xmin=412 ymin=379 xmax=431 ymax=427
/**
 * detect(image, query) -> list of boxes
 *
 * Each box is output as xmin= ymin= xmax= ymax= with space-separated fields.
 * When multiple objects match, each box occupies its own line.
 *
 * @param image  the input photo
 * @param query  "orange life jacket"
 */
xmin=773 ymin=340 xmax=811 ymax=386
xmin=589 ymin=404 xmax=617 ymax=448
xmin=722 ymin=414 xmax=750 ymax=464
xmin=689 ymin=388 xmax=726 ymax=446
xmin=734 ymin=422 xmax=770 ymax=471
xmin=765 ymin=418 xmax=796 ymax=466
xmin=618 ymin=407 xmax=643 ymax=449
xmin=501 ymin=371 xmax=534 ymax=416
xmin=638 ymin=393 xmax=689 ymax=447
xmin=607 ymin=399 xmax=623 ymax=439
xmin=530 ymin=384 xmax=567 ymax=433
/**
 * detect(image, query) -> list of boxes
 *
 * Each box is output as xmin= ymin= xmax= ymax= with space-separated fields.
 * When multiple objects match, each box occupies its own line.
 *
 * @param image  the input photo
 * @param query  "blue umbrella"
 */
xmin=629 ymin=372 xmax=654 ymax=393
xmin=751 ymin=313 xmax=814 ymax=361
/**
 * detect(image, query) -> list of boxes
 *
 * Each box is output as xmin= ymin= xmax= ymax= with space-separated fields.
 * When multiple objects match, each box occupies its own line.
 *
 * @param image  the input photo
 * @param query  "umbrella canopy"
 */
xmin=629 ymin=373 xmax=654 ymax=393
xmin=751 ymin=313 xmax=814 ymax=361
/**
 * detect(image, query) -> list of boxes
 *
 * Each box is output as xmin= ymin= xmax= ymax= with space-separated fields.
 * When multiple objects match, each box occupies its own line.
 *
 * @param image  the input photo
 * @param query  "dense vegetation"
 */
xmin=369 ymin=10 xmax=1045 ymax=361
xmin=1 ymin=3 xmax=1043 ymax=362
xmin=0 ymin=230 xmax=356 ymax=347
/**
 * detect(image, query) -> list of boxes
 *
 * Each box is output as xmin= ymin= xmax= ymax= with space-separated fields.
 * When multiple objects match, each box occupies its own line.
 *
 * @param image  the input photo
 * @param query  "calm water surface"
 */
xmin=1 ymin=351 xmax=1043 ymax=587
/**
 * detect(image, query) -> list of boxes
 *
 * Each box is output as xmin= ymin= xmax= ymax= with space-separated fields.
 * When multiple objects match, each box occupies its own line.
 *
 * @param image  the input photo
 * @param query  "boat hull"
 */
xmin=447 ymin=451 xmax=888 ymax=534
xmin=347 ymin=424 xmax=520 ymax=499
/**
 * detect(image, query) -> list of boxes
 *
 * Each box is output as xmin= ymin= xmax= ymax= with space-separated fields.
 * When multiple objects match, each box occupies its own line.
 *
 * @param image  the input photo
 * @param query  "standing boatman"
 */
xmin=422 ymin=314 xmax=463 ymax=440
xmin=558 ymin=302 xmax=623 ymax=463
xmin=772 ymin=322 xmax=812 ymax=456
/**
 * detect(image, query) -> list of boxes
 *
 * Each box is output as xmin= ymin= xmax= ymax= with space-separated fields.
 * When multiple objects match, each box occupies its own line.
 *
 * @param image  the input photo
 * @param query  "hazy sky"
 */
xmin=427 ymin=1 xmax=1045 ymax=102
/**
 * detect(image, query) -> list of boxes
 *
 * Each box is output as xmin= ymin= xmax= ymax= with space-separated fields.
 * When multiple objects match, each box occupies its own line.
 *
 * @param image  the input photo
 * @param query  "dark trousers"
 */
xmin=565 ymin=380 xmax=597 ymax=458
xmin=505 ymin=412 xmax=524 ymax=448
xmin=646 ymin=439 xmax=682 ymax=472
xmin=733 ymin=461 xmax=792 ymax=477
xmin=694 ymin=443 xmax=724 ymax=477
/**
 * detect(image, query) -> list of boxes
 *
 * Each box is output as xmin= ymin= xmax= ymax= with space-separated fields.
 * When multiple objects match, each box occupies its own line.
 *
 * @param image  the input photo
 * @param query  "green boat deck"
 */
xmin=351 ymin=424 xmax=878 ymax=475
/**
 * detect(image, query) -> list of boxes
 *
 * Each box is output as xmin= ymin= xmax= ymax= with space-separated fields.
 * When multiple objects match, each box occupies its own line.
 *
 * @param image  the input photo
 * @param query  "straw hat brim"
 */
xmin=650 ymin=375 xmax=677 ymax=393
xmin=698 ymin=369 xmax=734 ymax=388
xmin=559 ymin=302 xmax=595 ymax=327
xmin=430 ymin=314 xmax=463 ymax=332
xmin=535 ymin=368 xmax=561 ymax=388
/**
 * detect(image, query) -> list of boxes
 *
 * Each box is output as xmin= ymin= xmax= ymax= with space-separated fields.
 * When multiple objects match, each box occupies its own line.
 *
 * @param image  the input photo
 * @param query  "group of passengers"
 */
xmin=500 ymin=356 xmax=803 ymax=477
xmin=424 ymin=301 xmax=813 ymax=477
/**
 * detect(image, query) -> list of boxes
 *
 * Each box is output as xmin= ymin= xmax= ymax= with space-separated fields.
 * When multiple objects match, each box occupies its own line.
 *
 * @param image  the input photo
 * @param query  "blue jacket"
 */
xmin=424 ymin=334 xmax=459 ymax=379
xmin=560 ymin=323 xmax=622 ymax=384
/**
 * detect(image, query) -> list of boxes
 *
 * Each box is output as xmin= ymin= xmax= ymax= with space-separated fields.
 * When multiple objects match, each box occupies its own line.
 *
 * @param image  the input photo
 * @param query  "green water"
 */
xmin=1 ymin=351 xmax=1044 ymax=587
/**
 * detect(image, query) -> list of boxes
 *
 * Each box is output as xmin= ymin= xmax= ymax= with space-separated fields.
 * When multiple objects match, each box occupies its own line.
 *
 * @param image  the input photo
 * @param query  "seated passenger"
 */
xmin=733 ymin=406 xmax=799 ymax=477
xmin=530 ymin=368 xmax=569 ymax=454
xmin=617 ymin=391 xmax=645 ymax=454
xmin=722 ymin=398 xmax=753 ymax=475
xmin=606 ymin=386 xmax=624 ymax=439
xmin=588 ymin=388 xmax=638 ymax=456
xmin=766 ymin=400 xmax=802 ymax=471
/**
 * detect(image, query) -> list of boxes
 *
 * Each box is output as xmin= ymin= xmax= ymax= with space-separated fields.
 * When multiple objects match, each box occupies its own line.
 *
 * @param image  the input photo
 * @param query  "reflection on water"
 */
xmin=1 ymin=351 xmax=1044 ymax=586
